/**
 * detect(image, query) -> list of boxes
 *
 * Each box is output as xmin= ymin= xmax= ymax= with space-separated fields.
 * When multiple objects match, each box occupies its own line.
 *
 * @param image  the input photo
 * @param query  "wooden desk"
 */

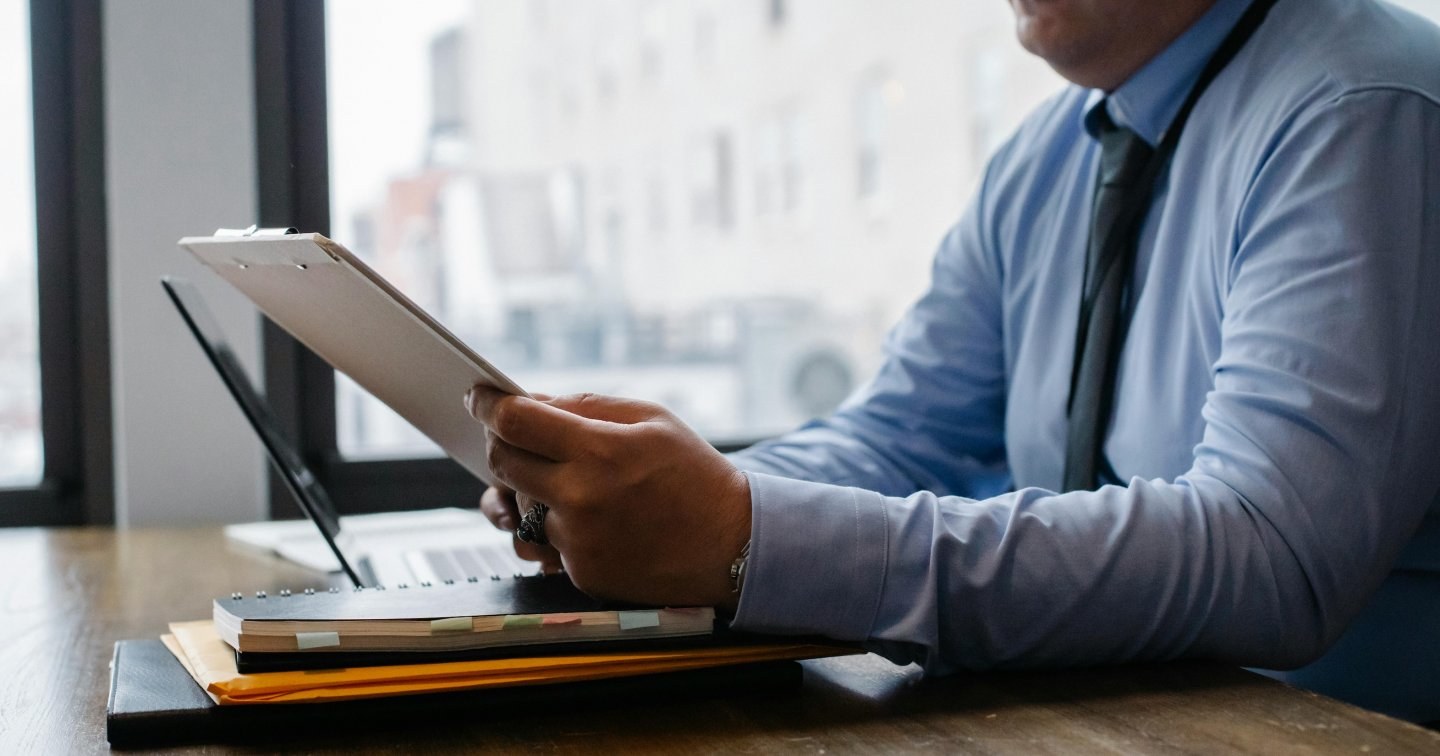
xmin=2 ymin=526 xmax=1436 ymax=754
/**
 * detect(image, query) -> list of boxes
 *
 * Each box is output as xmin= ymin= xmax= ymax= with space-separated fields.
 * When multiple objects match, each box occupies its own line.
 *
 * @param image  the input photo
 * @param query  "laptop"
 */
xmin=161 ymin=276 xmax=534 ymax=588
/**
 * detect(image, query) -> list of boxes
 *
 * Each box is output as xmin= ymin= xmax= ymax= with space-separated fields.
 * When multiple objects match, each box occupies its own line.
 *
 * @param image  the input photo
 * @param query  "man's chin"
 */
xmin=1013 ymin=17 xmax=1069 ymax=66
xmin=1013 ymin=18 xmax=1043 ymax=58
xmin=1009 ymin=10 xmax=1105 ymax=86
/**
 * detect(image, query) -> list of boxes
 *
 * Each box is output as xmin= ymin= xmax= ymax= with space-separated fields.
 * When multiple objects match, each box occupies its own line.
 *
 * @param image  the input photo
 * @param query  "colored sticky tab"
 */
xmin=295 ymin=631 xmax=341 ymax=650
xmin=542 ymin=614 xmax=583 ymax=626
xmin=502 ymin=614 xmax=543 ymax=629
xmin=618 ymin=611 xmax=661 ymax=630
xmin=429 ymin=616 xmax=472 ymax=633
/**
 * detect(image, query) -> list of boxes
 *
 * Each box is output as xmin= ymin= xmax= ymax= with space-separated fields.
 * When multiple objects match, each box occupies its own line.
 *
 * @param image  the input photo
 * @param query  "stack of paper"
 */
xmin=213 ymin=575 xmax=716 ymax=654
xmin=163 ymin=620 xmax=853 ymax=705
xmin=156 ymin=572 xmax=859 ymax=706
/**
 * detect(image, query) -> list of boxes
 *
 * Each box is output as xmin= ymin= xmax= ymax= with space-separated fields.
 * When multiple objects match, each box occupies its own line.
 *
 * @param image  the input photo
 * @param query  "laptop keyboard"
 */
xmin=402 ymin=545 xmax=535 ymax=584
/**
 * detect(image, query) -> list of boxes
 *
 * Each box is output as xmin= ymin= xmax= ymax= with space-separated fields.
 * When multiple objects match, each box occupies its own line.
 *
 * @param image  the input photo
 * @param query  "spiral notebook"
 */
xmin=215 ymin=572 xmax=715 ymax=655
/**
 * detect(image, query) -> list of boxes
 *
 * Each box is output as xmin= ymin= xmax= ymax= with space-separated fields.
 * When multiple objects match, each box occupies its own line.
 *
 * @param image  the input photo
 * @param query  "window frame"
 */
xmin=0 ymin=0 xmax=112 ymax=527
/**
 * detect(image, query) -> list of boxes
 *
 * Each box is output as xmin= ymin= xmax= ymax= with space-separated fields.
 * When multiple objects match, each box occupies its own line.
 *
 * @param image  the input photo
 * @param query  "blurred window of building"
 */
xmin=694 ymin=11 xmax=716 ymax=69
xmin=855 ymin=73 xmax=887 ymax=203
xmin=646 ymin=169 xmax=669 ymax=237
xmin=778 ymin=108 xmax=806 ymax=217
xmin=753 ymin=115 xmax=782 ymax=219
xmin=691 ymin=132 xmax=735 ymax=232
xmin=640 ymin=3 xmax=666 ymax=80
xmin=769 ymin=0 xmax=787 ymax=29
xmin=0 ymin=0 xmax=41 ymax=486
xmin=325 ymin=1 xmax=1066 ymax=457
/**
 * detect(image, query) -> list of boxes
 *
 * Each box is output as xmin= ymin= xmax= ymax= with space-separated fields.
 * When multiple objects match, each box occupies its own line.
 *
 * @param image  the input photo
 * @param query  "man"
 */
xmin=467 ymin=0 xmax=1440 ymax=722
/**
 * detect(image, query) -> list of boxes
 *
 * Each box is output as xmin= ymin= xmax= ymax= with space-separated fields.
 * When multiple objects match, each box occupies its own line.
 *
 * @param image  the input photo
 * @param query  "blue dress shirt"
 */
xmin=729 ymin=0 xmax=1440 ymax=722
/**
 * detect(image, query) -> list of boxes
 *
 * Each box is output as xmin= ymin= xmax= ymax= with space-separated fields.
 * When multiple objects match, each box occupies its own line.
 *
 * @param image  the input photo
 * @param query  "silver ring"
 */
xmin=516 ymin=502 xmax=550 ymax=546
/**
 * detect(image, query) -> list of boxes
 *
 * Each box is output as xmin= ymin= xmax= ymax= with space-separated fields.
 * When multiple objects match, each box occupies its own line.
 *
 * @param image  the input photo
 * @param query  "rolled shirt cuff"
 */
xmin=731 ymin=471 xmax=889 ymax=641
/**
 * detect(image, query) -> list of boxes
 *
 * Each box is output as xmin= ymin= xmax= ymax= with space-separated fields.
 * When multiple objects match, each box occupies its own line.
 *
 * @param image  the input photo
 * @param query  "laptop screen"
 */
xmin=162 ymin=276 xmax=367 ymax=587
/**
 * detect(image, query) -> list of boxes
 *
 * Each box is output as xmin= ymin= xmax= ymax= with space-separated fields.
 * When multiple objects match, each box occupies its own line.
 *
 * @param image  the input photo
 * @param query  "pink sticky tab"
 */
xmin=542 ymin=614 xmax=583 ymax=626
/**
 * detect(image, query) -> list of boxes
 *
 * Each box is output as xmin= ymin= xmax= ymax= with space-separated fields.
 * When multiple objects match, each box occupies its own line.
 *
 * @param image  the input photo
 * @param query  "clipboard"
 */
xmin=179 ymin=227 xmax=526 ymax=485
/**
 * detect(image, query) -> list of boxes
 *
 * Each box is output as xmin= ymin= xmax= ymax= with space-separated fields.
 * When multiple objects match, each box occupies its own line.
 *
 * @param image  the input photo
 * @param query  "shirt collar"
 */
xmin=1082 ymin=0 xmax=1255 ymax=146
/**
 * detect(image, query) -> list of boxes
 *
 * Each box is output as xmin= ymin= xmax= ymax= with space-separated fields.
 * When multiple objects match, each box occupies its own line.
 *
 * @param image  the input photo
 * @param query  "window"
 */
xmin=768 ymin=0 xmax=787 ymax=29
xmin=855 ymin=73 xmax=893 ymax=203
xmin=257 ymin=2 xmax=1063 ymax=513
xmin=640 ymin=4 xmax=666 ymax=80
xmin=1 ymin=0 xmax=111 ymax=526
xmin=0 ymin=0 xmax=40 ymax=487
xmin=778 ymin=109 xmax=807 ymax=217
xmin=755 ymin=106 xmax=809 ymax=221
xmin=693 ymin=11 xmax=717 ymax=69
xmin=691 ymin=132 xmax=735 ymax=232
xmin=754 ymin=115 xmax=782 ymax=218
xmin=1392 ymin=0 xmax=1440 ymax=20
xmin=330 ymin=3 xmax=479 ymax=461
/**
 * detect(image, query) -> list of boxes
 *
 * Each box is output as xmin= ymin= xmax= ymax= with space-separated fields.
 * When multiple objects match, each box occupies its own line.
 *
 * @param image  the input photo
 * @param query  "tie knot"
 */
xmin=1093 ymin=102 xmax=1153 ymax=187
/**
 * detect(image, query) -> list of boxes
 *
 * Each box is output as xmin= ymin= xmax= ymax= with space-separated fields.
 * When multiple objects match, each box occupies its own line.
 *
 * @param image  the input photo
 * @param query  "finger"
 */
xmin=512 ymin=492 xmax=564 ymax=566
xmin=479 ymin=485 xmax=519 ymax=531
xmin=511 ymin=533 xmax=562 ymax=567
xmin=545 ymin=392 xmax=668 ymax=425
xmin=468 ymin=386 xmax=601 ymax=461
xmin=485 ymin=432 xmax=567 ymax=504
xmin=514 ymin=490 xmax=540 ymax=518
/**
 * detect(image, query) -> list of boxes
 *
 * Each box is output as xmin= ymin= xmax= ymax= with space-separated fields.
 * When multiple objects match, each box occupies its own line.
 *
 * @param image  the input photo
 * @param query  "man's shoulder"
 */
xmin=1258 ymin=0 xmax=1440 ymax=107
xmin=988 ymin=86 xmax=1088 ymax=164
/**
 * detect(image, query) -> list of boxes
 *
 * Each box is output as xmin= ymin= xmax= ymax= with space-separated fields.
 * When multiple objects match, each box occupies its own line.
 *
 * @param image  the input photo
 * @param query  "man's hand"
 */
xmin=477 ymin=482 xmax=563 ymax=573
xmin=466 ymin=387 xmax=751 ymax=612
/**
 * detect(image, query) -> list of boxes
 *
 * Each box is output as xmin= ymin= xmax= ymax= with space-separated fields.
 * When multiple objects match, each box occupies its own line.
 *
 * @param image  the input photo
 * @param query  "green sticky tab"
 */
xmin=430 ymin=616 xmax=472 ymax=633
xmin=618 ymin=611 xmax=660 ymax=630
xmin=502 ymin=614 xmax=543 ymax=629
xmin=295 ymin=631 xmax=341 ymax=650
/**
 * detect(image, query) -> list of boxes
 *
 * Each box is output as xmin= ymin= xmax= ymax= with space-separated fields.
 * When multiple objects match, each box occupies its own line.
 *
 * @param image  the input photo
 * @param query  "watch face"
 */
xmin=731 ymin=541 xmax=752 ymax=592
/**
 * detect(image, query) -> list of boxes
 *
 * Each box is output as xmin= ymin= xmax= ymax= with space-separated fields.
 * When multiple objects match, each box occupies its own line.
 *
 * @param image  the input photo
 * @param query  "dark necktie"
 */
xmin=1062 ymin=108 xmax=1154 ymax=492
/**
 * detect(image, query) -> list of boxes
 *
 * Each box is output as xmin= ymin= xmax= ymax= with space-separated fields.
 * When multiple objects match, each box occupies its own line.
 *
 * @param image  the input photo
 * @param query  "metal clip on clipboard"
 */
xmin=214 ymin=225 xmax=298 ymax=237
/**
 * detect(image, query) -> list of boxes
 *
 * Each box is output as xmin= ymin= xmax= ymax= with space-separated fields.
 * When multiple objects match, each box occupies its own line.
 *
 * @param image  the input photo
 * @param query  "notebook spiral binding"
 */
xmin=230 ymin=570 xmax=556 ymax=600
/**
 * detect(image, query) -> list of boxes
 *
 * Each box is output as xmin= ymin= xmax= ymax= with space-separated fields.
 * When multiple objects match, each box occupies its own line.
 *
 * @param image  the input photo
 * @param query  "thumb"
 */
xmin=545 ymin=393 xmax=667 ymax=425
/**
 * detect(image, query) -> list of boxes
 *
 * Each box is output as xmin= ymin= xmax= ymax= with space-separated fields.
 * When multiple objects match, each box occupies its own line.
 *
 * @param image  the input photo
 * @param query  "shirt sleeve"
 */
xmin=731 ymin=88 xmax=1440 ymax=673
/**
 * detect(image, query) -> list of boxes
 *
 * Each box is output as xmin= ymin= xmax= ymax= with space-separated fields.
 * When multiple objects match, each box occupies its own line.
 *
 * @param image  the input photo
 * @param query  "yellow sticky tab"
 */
xmin=429 ymin=616 xmax=472 ymax=633
xmin=296 ymin=631 xmax=341 ymax=650
xmin=618 ymin=611 xmax=660 ymax=630
xmin=502 ymin=614 xmax=543 ymax=629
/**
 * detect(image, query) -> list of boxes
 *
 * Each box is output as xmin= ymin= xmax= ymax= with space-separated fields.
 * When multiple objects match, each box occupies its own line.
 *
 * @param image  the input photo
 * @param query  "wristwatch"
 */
xmin=729 ymin=540 xmax=751 ymax=594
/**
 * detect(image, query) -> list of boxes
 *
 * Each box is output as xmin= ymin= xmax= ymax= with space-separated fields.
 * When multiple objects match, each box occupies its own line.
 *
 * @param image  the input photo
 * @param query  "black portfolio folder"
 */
xmin=106 ymin=639 xmax=802 ymax=748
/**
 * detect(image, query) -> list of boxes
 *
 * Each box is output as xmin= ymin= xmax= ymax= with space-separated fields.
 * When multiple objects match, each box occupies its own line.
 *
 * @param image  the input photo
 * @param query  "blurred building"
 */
xmin=338 ymin=0 xmax=1063 ymax=448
